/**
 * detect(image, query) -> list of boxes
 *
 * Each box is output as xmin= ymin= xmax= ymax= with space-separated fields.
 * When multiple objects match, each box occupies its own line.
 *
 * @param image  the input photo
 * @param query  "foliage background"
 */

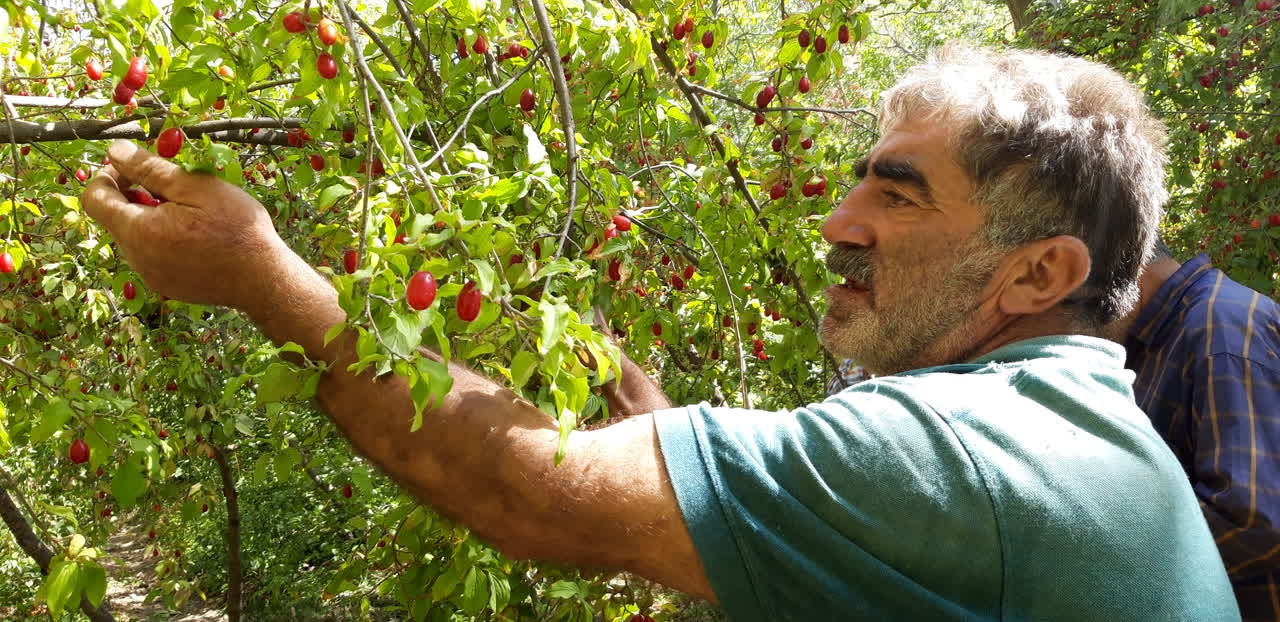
xmin=0 ymin=0 xmax=1274 ymax=619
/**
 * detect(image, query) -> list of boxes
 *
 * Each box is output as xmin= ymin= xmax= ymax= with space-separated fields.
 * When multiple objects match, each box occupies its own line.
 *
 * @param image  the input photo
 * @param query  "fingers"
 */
xmin=105 ymin=140 xmax=211 ymax=206
xmin=82 ymin=164 xmax=148 ymax=234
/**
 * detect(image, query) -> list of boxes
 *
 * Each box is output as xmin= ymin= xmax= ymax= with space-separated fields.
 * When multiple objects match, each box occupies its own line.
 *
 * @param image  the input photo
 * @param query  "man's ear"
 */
xmin=994 ymin=235 xmax=1091 ymax=316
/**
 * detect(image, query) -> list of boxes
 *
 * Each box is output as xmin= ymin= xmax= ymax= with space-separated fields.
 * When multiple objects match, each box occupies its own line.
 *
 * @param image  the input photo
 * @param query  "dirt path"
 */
xmin=99 ymin=517 xmax=225 ymax=622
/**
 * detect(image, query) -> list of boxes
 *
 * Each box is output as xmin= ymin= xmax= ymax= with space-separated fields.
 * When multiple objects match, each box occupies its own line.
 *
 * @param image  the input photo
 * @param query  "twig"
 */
xmin=525 ymin=0 xmax=581 ymax=281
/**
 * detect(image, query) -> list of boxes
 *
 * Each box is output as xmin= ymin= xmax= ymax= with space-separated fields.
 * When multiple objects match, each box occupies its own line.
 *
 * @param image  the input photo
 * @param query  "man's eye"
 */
xmin=884 ymin=190 xmax=914 ymax=208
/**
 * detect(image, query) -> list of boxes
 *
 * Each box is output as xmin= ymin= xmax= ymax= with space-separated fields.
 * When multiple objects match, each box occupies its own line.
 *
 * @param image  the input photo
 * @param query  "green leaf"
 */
xmin=256 ymin=363 xmax=304 ymax=406
xmin=461 ymin=565 xmax=488 ymax=614
xmin=545 ymin=579 xmax=582 ymax=600
xmin=42 ymin=559 xmax=80 ymax=617
xmin=470 ymin=259 xmax=496 ymax=294
xmin=378 ymin=310 xmax=427 ymax=358
xmin=110 ymin=460 xmax=146 ymax=510
xmin=487 ymin=570 xmax=511 ymax=613
xmin=510 ymin=350 xmax=539 ymax=389
xmin=409 ymin=357 xmax=453 ymax=431
xmin=431 ymin=563 xmax=462 ymax=601
xmin=30 ymin=398 xmax=73 ymax=444
xmin=523 ymin=123 xmax=547 ymax=166
xmin=538 ymin=300 xmax=572 ymax=355
xmin=81 ymin=562 xmax=107 ymax=607
xmin=274 ymin=447 xmax=300 ymax=482
xmin=318 ymin=182 xmax=355 ymax=210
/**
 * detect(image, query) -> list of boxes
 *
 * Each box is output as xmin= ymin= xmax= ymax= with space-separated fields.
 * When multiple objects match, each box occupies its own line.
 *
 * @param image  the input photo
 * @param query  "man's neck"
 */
xmin=1103 ymin=256 xmax=1183 ymax=343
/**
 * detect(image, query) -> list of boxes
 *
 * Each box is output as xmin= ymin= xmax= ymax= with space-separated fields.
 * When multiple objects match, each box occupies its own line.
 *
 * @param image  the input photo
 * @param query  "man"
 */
xmin=1110 ymin=241 xmax=1280 ymax=620
xmin=81 ymin=45 xmax=1238 ymax=620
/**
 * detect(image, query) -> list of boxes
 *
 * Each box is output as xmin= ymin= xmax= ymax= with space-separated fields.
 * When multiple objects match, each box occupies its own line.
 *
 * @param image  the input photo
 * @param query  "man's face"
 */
xmin=819 ymin=119 xmax=1007 ymax=375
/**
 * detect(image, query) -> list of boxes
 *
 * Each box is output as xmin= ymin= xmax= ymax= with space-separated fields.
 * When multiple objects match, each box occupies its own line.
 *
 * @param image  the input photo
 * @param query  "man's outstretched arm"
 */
xmin=81 ymin=141 xmax=713 ymax=600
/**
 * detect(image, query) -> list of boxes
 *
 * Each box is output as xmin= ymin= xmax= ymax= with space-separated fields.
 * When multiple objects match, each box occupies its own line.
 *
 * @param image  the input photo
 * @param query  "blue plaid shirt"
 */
xmin=1125 ymin=254 xmax=1280 ymax=621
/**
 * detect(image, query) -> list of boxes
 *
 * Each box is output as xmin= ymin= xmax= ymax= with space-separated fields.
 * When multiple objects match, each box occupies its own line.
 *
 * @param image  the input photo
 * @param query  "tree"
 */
xmin=0 ymin=0 xmax=889 ymax=617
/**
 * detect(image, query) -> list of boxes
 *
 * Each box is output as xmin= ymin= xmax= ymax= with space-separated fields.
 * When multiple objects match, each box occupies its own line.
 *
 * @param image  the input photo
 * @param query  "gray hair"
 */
xmin=879 ymin=44 xmax=1168 ymax=327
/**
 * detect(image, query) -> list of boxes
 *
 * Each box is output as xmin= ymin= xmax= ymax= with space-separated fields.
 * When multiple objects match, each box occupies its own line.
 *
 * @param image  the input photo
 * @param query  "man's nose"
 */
xmin=821 ymin=186 xmax=875 ymax=247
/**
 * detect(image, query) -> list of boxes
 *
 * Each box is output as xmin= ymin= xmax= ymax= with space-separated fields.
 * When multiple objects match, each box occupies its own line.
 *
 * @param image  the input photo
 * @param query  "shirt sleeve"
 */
xmin=1191 ymin=353 xmax=1280 ymax=580
xmin=651 ymin=386 xmax=1002 ymax=621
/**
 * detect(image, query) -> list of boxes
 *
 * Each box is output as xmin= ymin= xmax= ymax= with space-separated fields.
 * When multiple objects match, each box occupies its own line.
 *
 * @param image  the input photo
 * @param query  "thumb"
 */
xmin=106 ymin=140 xmax=213 ymax=206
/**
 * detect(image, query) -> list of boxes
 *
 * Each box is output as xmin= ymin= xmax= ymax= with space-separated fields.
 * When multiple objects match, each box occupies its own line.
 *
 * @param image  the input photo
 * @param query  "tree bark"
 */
xmin=0 ymin=484 xmax=116 ymax=622
xmin=212 ymin=446 xmax=243 ymax=622
xmin=1005 ymin=0 xmax=1033 ymax=31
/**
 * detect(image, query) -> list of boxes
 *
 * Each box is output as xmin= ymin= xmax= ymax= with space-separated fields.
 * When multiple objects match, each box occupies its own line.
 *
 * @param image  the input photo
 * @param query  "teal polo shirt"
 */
xmin=654 ymin=336 xmax=1238 ymax=621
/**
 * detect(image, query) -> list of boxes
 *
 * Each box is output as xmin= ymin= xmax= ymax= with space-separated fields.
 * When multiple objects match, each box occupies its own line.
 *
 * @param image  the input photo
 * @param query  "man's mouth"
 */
xmin=840 ymin=276 xmax=871 ymax=292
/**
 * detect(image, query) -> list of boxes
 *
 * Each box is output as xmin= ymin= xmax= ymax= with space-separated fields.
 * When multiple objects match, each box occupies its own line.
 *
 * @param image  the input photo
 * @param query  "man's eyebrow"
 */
xmin=864 ymin=157 xmax=936 ymax=205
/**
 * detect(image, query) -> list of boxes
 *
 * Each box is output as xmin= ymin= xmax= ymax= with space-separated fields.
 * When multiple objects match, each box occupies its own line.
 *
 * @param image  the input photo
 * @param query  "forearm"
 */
xmin=239 ymin=255 xmax=704 ymax=588
xmin=243 ymin=254 xmax=562 ymax=549
xmin=600 ymin=351 xmax=673 ymax=420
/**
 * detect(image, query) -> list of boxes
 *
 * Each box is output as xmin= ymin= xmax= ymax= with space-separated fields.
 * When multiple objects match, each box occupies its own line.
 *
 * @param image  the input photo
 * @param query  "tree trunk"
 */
xmin=1005 ymin=0 xmax=1033 ymax=31
xmin=212 ymin=446 xmax=244 ymax=622
xmin=0 ymin=484 xmax=116 ymax=622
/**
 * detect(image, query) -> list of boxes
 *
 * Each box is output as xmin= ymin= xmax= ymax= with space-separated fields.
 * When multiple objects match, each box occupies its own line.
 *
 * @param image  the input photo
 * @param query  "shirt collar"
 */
xmin=1128 ymin=254 xmax=1214 ymax=346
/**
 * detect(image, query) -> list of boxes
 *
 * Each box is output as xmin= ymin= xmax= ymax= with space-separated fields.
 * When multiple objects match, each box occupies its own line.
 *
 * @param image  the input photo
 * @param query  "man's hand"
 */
xmin=81 ymin=140 xmax=295 ymax=314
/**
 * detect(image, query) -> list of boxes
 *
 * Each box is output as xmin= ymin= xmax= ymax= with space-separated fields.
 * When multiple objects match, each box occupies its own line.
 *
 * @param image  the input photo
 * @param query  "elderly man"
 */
xmin=82 ymin=45 xmax=1237 ymax=620
xmin=1109 ymin=241 xmax=1280 ymax=620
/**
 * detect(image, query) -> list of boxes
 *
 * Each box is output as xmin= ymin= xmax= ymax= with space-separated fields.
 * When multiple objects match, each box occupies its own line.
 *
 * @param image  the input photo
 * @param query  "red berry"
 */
xmin=342 ymin=249 xmax=358 ymax=274
xmin=802 ymin=175 xmax=828 ymax=197
xmin=112 ymin=82 xmax=136 ymax=105
xmin=75 ymin=168 xmax=88 ymax=182
xmin=166 ymin=381 xmax=178 ymax=392
xmin=652 ymin=322 xmax=662 ymax=336
xmin=754 ymin=113 xmax=765 ymax=126
xmin=122 ymin=57 xmax=147 ymax=90
xmin=213 ymin=8 xmax=224 ymax=19
xmin=1251 ymin=219 xmax=1261 ymax=229
xmin=1216 ymin=26 xmax=1230 ymax=37
xmin=682 ymin=16 xmax=693 ymax=34
xmin=519 ymin=88 xmax=536 ymax=112
xmin=838 ymin=24 xmax=851 ymax=43
xmin=342 ymin=483 xmax=353 ymax=498
xmin=814 ymin=35 xmax=828 ymax=53
xmin=456 ymin=36 xmax=469 ymax=58
xmin=342 ymin=129 xmax=355 ymax=143
xmin=156 ymin=127 xmax=184 ymax=158
xmin=317 ymin=18 xmax=338 ymax=46
xmin=68 ymin=439 xmax=90 ymax=464
xmin=1233 ymin=234 xmax=1244 ymax=244
xmin=612 ymin=214 xmax=632 ymax=231
xmin=213 ymin=97 xmax=225 ymax=110
xmin=1269 ymin=214 xmax=1280 ymax=227
xmin=85 ymin=58 xmax=104 ymax=81
xmin=1236 ymin=130 xmax=1251 ymax=140
xmin=1258 ymin=0 xmax=1275 ymax=9
xmin=701 ymin=31 xmax=714 ymax=48
xmin=123 ymin=281 xmax=137 ymax=300
xmin=683 ymin=265 xmax=695 ymax=280
xmin=456 ymin=280 xmax=482 ymax=322
xmin=158 ymin=429 xmax=168 ymax=440
xmin=672 ymin=20 xmax=686 ymax=40
xmin=800 ymin=137 xmax=813 ymax=150
xmin=310 ymin=154 xmax=325 ymax=171
xmin=798 ymin=29 xmax=811 ymax=48
xmin=282 ymin=11 xmax=307 ymax=33
xmin=756 ymin=84 xmax=777 ymax=108
xmin=472 ymin=34 xmax=488 ymax=55
xmin=771 ymin=136 xmax=784 ymax=152
xmin=1198 ymin=4 xmax=1215 ymax=16
xmin=798 ymin=75 xmax=811 ymax=94
xmin=317 ymin=53 xmax=338 ymax=79
xmin=406 ymin=271 xmax=438 ymax=310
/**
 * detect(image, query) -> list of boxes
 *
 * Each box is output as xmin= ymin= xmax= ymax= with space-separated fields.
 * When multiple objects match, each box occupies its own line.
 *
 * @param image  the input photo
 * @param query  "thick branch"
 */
xmin=211 ymin=446 xmax=243 ymax=622
xmin=0 ymin=116 xmax=308 ymax=144
xmin=0 ymin=484 xmax=116 ymax=622
xmin=526 ymin=0 xmax=581 ymax=269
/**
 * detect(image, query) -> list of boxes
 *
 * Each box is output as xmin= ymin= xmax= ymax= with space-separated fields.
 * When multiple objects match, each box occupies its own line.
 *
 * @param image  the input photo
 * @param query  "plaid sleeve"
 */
xmin=1191 ymin=352 xmax=1280 ymax=581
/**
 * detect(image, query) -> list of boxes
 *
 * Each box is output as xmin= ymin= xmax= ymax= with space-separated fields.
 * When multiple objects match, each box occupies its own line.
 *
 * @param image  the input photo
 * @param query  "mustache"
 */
xmin=826 ymin=244 xmax=874 ymax=288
